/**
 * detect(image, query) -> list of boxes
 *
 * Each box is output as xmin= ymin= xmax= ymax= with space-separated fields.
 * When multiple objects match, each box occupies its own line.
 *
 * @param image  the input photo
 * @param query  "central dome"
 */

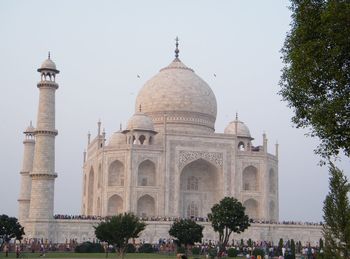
xmin=135 ymin=58 xmax=217 ymax=134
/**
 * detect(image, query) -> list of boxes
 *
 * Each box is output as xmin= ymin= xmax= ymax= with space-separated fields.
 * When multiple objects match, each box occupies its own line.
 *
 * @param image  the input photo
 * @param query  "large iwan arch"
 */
xmin=108 ymin=160 xmax=125 ymax=186
xmin=180 ymin=159 xmax=220 ymax=218
xmin=107 ymin=194 xmax=123 ymax=216
xmin=137 ymin=194 xmax=155 ymax=217
xmin=242 ymin=166 xmax=258 ymax=191
xmin=137 ymin=160 xmax=156 ymax=186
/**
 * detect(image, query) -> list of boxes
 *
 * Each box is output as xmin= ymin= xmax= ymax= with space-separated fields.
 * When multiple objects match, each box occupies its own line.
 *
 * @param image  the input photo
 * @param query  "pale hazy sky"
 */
xmin=0 ymin=1 xmax=349 ymax=222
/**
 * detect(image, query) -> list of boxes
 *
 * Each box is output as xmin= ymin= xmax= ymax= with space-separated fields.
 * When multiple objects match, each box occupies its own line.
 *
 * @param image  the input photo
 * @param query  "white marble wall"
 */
xmin=24 ymin=220 xmax=322 ymax=246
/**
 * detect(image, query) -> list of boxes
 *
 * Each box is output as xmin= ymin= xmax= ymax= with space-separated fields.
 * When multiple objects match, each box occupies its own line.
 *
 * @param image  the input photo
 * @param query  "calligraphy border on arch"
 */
xmin=178 ymin=150 xmax=223 ymax=170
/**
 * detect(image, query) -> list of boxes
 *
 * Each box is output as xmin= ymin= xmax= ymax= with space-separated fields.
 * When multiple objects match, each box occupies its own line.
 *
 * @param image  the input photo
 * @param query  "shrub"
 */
xmin=227 ymin=248 xmax=239 ymax=257
xmin=252 ymin=248 xmax=265 ymax=257
xmin=191 ymin=246 xmax=201 ymax=255
xmin=138 ymin=243 xmax=154 ymax=253
xmin=177 ymin=246 xmax=186 ymax=254
xmin=125 ymin=243 xmax=136 ymax=253
xmin=75 ymin=242 xmax=104 ymax=253
xmin=208 ymin=248 xmax=217 ymax=259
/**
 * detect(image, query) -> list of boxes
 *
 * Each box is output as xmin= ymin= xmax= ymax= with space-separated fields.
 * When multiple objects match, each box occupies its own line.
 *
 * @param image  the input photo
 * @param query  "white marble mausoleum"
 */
xmin=17 ymin=42 xmax=322 ymax=244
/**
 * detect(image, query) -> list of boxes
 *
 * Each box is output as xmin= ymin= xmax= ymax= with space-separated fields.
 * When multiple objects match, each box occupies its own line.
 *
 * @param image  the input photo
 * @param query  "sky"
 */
xmin=0 ymin=1 xmax=349 ymax=222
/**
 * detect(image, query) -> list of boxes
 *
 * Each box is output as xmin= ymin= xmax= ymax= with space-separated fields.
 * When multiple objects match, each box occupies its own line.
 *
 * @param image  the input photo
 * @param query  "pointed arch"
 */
xmin=187 ymin=201 xmax=199 ymax=218
xmin=269 ymin=200 xmax=276 ymax=221
xmin=180 ymin=158 xmax=219 ymax=218
xmin=87 ymin=167 xmax=94 ymax=215
xmin=98 ymin=164 xmax=102 ymax=188
xmin=244 ymin=198 xmax=259 ymax=220
xmin=97 ymin=197 xmax=101 ymax=216
xmin=107 ymin=194 xmax=123 ymax=216
xmin=108 ymin=160 xmax=125 ymax=186
xmin=269 ymin=168 xmax=277 ymax=194
xmin=242 ymin=165 xmax=258 ymax=191
xmin=83 ymin=174 xmax=87 ymax=196
xmin=137 ymin=194 xmax=155 ymax=217
xmin=137 ymin=160 xmax=156 ymax=186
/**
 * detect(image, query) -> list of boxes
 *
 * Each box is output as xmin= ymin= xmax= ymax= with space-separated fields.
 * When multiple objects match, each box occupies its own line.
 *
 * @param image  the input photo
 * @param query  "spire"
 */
xmin=120 ymin=123 xmax=122 ymax=131
xmin=235 ymin=112 xmax=238 ymax=120
xmin=48 ymin=51 xmax=51 ymax=59
xmin=98 ymin=119 xmax=101 ymax=135
xmin=174 ymin=36 xmax=180 ymax=59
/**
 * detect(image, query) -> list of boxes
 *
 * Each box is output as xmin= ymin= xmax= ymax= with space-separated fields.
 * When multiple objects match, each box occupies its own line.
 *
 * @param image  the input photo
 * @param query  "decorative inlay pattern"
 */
xmin=178 ymin=150 xmax=223 ymax=169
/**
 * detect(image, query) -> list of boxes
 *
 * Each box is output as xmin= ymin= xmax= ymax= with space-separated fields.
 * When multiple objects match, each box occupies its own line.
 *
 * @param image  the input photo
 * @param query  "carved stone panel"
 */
xmin=178 ymin=150 xmax=223 ymax=170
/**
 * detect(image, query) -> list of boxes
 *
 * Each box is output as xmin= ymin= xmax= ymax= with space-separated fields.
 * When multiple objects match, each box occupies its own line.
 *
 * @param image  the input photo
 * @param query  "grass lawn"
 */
xmin=0 ymin=252 xmax=242 ymax=259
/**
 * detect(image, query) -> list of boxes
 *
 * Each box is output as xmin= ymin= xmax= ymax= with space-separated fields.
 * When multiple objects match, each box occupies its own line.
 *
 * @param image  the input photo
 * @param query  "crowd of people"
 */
xmin=2 ymin=237 xmax=323 ymax=258
xmin=54 ymin=214 xmax=323 ymax=226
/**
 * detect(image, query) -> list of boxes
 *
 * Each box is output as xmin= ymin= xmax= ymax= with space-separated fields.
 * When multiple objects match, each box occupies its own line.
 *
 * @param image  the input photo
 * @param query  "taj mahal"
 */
xmin=17 ymin=40 xmax=322 ymax=244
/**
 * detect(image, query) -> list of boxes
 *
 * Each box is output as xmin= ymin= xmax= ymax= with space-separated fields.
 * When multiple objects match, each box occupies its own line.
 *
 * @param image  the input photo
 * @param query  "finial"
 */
xmin=120 ymin=123 xmax=122 ymax=131
xmin=30 ymin=120 xmax=33 ymax=127
xmin=235 ymin=112 xmax=238 ymax=120
xmin=48 ymin=51 xmax=51 ymax=59
xmin=175 ymin=36 xmax=179 ymax=59
xmin=139 ymin=104 xmax=142 ymax=112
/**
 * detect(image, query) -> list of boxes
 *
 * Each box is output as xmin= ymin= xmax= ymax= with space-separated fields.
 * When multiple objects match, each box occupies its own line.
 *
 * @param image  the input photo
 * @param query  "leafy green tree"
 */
xmin=208 ymin=197 xmax=250 ymax=257
xmin=168 ymin=218 xmax=204 ymax=255
xmin=322 ymin=164 xmax=350 ymax=258
xmin=280 ymin=0 xmax=350 ymax=159
xmin=94 ymin=213 xmax=146 ymax=259
xmin=290 ymin=239 xmax=296 ymax=259
xmin=278 ymin=238 xmax=284 ymax=256
xmin=0 ymin=215 xmax=24 ymax=248
xmin=319 ymin=238 xmax=324 ymax=250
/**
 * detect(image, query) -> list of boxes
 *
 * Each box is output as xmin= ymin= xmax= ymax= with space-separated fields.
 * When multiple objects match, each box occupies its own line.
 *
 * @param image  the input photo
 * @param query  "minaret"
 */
xmin=29 ymin=53 xmax=59 ymax=220
xmin=18 ymin=122 xmax=35 ymax=223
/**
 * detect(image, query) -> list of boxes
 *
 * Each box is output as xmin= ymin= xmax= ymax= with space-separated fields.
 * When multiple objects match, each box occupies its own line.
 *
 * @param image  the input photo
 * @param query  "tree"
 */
xmin=290 ymin=239 xmax=296 ymax=259
xmin=168 ymin=218 xmax=204 ymax=255
xmin=0 ymin=215 xmax=25 ymax=248
xmin=94 ymin=213 xmax=146 ymax=259
xmin=208 ymin=197 xmax=250 ymax=257
xmin=322 ymin=164 xmax=350 ymax=258
xmin=278 ymin=238 xmax=284 ymax=256
xmin=280 ymin=0 xmax=350 ymax=159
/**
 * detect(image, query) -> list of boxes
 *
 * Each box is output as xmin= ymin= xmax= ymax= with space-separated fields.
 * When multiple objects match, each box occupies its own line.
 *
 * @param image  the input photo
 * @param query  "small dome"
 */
xmin=224 ymin=119 xmax=252 ymax=138
xmin=126 ymin=112 xmax=154 ymax=131
xmin=37 ymin=55 xmax=59 ymax=73
xmin=108 ymin=131 xmax=126 ymax=146
xmin=24 ymin=122 xmax=35 ymax=134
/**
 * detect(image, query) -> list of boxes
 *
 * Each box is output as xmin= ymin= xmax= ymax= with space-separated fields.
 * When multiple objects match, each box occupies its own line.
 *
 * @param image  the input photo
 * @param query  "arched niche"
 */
xmin=242 ymin=165 xmax=258 ymax=191
xmin=87 ymin=167 xmax=94 ymax=215
xmin=108 ymin=160 xmax=125 ymax=186
xmin=97 ymin=197 xmax=101 ymax=216
xmin=244 ymin=198 xmax=259 ymax=220
xmin=137 ymin=160 xmax=156 ymax=186
xmin=98 ymin=164 xmax=102 ymax=188
xmin=137 ymin=194 xmax=155 ymax=217
xmin=83 ymin=174 xmax=87 ymax=196
xmin=180 ymin=159 xmax=219 ymax=218
xmin=186 ymin=201 xmax=199 ymax=218
xmin=107 ymin=194 xmax=123 ymax=216
xmin=269 ymin=169 xmax=277 ymax=194
xmin=238 ymin=141 xmax=245 ymax=151
xmin=269 ymin=200 xmax=276 ymax=221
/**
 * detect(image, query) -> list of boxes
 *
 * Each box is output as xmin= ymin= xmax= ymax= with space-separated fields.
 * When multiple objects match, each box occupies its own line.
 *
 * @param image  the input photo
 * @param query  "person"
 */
xmin=40 ymin=243 xmax=45 ymax=257
xmin=4 ymin=244 xmax=9 ymax=257
xmin=16 ymin=245 xmax=20 ymax=258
